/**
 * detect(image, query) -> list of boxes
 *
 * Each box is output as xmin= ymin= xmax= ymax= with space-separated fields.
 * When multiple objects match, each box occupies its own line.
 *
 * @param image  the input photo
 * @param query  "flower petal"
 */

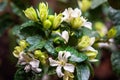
xmin=32 ymin=68 xmax=42 ymax=73
xmin=49 ymin=58 xmax=59 ymax=66
xmin=56 ymin=66 xmax=64 ymax=77
xmin=61 ymin=31 xmax=69 ymax=43
xmin=64 ymin=63 xmax=75 ymax=73
xmin=24 ymin=65 xmax=31 ymax=72
xmin=63 ymin=51 xmax=71 ymax=62
xmin=29 ymin=59 xmax=40 ymax=68
xmin=90 ymin=37 xmax=95 ymax=46
xmin=83 ymin=46 xmax=98 ymax=53
xmin=84 ymin=22 xmax=92 ymax=30
xmin=58 ymin=51 xmax=64 ymax=60
xmin=89 ymin=59 xmax=98 ymax=62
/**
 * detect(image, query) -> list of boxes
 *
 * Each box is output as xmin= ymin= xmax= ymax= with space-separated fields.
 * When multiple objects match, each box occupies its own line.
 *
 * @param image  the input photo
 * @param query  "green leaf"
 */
xmin=66 ymin=47 xmax=87 ymax=63
xmin=55 ymin=46 xmax=66 ymax=52
xmin=82 ymin=27 xmax=100 ymax=38
xmin=111 ymin=51 xmax=120 ymax=76
xmin=14 ymin=67 xmax=26 ymax=80
xmin=91 ymin=0 xmax=107 ymax=9
xmin=26 ymin=36 xmax=46 ymax=51
xmin=20 ymin=21 xmax=36 ymax=30
xmin=44 ymin=40 xmax=56 ymax=56
xmin=109 ymin=8 xmax=120 ymax=25
xmin=26 ymin=35 xmax=42 ymax=45
xmin=76 ymin=64 xmax=90 ymax=80
xmin=28 ymin=40 xmax=46 ymax=51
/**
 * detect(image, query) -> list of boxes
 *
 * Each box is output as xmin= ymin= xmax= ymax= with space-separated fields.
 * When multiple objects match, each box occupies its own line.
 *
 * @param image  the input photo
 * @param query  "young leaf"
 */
xmin=76 ymin=64 xmax=90 ymax=80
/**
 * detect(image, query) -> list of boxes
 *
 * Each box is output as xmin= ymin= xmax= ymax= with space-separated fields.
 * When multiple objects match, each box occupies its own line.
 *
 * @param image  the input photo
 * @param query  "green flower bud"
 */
xmin=24 ymin=7 xmax=38 ymax=21
xmin=34 ymin=50 xmax=43 ymax=58
xmin=48 ymin=15 xmax=55 ymax=23
xmin=71 ymin=17 xmax=83 ymax=29
xmin=19 ymin=40 xmax=29 ymax=49
xmin=78 ymin=0 xmax=91 ymax=12
xmin=13 ymin=46 xmax=23 ymax=58
xmin=39 ymin=2 xmax=48 ymax=21
xmin=107 ymin=27 xmax=117 ymax=38
xmin=52 ymin=13 xmax=62 ymax=29
xmin=85 ymin=51 xmax=97 ymax=60
xmin=43 ymin=19 xmax=52 ymax=29
xmin=78 ymin=36 xmax=91 ymax=49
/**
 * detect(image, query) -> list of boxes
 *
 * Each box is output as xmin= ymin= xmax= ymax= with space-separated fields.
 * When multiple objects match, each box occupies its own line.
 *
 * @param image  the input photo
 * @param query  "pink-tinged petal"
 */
xmin=56 ymin=66 xmax=64 ymax=78
xmin=29 ymin=59 xmax=40 ymax=68
xmin=98 ymin=43 xmax=109 ymax=48
xmin=64 ymin=63 xmax=75 ymax=73
xmin=63 ymin=51 xmax=71 ymax=62
xmin=84 ymin=22 xmax=92 ymax=30
xmin=49 ymin=58 xmax=59 ymax=66
xmin=24 ymin=65 xmax=31 ymax=73
xmin=58 ymin=51 xmax=64 ymax=60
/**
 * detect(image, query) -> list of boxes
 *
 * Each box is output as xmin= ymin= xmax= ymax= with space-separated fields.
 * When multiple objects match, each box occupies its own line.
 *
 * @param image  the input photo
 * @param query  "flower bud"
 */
xmin=48 ymin=15 xmax=55 ymax=23
xmin=78 ymin=0 xmax=91 ymax=12
xmin=24 ymin=7 xmax=38 ymax=21
xmin=34 ymin=50 xmax=43 ymax=58
xmin=39 ymin=2 xmax=48 ymax=21
xmin=71 ymin=17 xmax=83 ymax=29
xmin=52 ymin=13 xmax=62 ymax=29
xmin=107 ymin=27 xmax=117 ymax=38
xmin=19 ymin=40 xmax=29 ymax=49
xmin=13 ymin=46 xmax=23 ymax=57
xmin=85 ymin=51 xmax=97 ymax=61
xmin=43 ymin=19 xmax=52 ymax=29
xmin=78 ymin=36 xmax=90 ymax=49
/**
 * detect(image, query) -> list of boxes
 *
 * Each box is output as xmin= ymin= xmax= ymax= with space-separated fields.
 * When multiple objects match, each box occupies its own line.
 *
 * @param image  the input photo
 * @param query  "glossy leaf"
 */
xmin=44 ymin=40 xmax=56 ymax=56
xmin=66 ymin=46 xmax=87 ymax=63
xmin=76 ymin=64 xmax=90 ymax=80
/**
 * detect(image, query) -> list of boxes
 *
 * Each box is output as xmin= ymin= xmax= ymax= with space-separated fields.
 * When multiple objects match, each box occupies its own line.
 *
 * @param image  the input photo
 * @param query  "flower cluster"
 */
xmin=13 ymin=2 xmax=99 ymax=80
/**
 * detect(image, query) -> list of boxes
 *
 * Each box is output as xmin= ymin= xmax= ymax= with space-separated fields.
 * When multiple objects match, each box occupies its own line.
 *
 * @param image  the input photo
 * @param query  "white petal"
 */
xmin=58 ymin=51 xmax=64 ymax=60
xmin=90 ymin=37 xmax=95 ymax=46
xmin=49 ymin=58 xmax=59 ymax=66
xmin=84 ymin=22 xmax=92 ymax=30
xmin=64 ymin=63 xmax=75 ymax=73
xmin=29 ymin=59 xmax=39 ymax=68
xmin=98 ymin=43 xmax=109 ymax=48
xmin=56 ymin=66 xmax=64 ymax=78
xmin=74 ymin=8 xmax=82 ymax=16
xmin=83 ymin=46 xmax=98 ymax=53
xmin=61 ymin=31 xmax=69 ymax=43
xmin=32 ymin=68 xmax=42 ymax=73
xmin=24 ymin=65 xmax=31 ymax=72
xmin=63 ymin=51 xmax=71 ymax=62
xmin=89 ymin=59 xmax=98 ymax=62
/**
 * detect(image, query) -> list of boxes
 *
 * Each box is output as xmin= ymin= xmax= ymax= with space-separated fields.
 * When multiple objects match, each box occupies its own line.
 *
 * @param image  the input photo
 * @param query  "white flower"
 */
xmin=49 ymin=51 xmax=75 ymax=78
xmin=18 ymin=52 xmax=42 ymax=73
xmin=62 ymin=8 xmax=92 ymax=29
xmin=80 ymin=16 xmax=92 ymax=29
xmin=62 ymin=8 xmax=81 ymax=22
xmin=57 ymin=30 xmax=69 ymax=44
